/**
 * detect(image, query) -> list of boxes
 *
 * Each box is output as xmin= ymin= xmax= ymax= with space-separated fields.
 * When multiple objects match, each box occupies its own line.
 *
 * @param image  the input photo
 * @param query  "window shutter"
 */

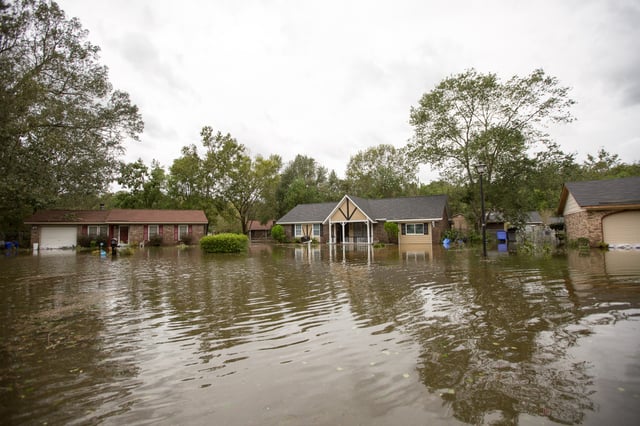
xmin=143 ymin=225 xmax=148 ymax=240
xmin=188 ymin=224 xmax=192 ymax=235
xmin=424 ymin=223 xmax=429 ymax=235
xmin=401 ymin=224 xmax=406 ymax=235
xmin=174 ymin=225 xmax=178 ymax=241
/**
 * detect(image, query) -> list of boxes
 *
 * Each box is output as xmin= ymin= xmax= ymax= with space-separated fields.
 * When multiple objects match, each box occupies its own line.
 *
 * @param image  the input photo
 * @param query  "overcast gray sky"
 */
xmin=58 ymin=0 xmax=640 ymax=182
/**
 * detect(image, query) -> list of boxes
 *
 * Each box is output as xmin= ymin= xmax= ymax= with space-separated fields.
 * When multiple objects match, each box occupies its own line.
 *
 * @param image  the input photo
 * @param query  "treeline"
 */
xmin=95 ymin=145 xmax=639 ymax=234
xmin=1 ymin=0 xmax=638 ymax=236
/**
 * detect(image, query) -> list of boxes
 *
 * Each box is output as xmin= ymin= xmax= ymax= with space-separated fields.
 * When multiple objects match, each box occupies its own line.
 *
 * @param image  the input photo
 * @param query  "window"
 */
xmin=295 ymin=224 xmax=303 ymax=237
xmin=404 ymin=223 xmax=426 ymax=235
xmin=178 ymin=225 xmax=189 ymax=240
xmin=88 ymin=225 xmax=108 ymax=238
xmin=312 ymin=224 xmax=321 ymax=237
xmin=148 ymin=225 xmax=160 ymax=238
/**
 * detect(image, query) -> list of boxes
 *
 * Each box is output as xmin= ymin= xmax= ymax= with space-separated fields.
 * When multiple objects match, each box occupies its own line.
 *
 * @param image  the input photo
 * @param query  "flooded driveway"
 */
xmin=1 ymin=244 xmax=639 ymax=425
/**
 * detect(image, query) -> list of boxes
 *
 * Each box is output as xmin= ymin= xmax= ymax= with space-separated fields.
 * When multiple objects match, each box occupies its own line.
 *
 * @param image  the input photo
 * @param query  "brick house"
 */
xmin=557 ymin=176 xmax=640 ymax=247
xmin=276 ymin=194 xmax=450 ymax=245
xmin=25 ymin=209 xmax=208 ymax=249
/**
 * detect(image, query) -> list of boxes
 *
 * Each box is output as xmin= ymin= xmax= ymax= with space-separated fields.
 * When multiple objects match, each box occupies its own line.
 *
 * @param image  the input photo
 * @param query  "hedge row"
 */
xmin=200 ymin=233 xmax=249 ymax=253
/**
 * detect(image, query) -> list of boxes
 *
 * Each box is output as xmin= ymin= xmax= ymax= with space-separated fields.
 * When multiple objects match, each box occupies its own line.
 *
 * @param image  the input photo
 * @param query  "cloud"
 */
xmin=57 ymin=0 xmax=640 ymax=179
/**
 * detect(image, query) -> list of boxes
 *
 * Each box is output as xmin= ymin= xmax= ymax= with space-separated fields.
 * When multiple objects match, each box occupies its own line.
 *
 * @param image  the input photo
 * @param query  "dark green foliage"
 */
xmin=180 ymin=234 xmax=193 ymax=245
xmin=200 ymin=233 xmax=249 ymax=253
xmin=0 ymin=0 xmax=143 ymax=231
xmin=148 ymin=235 xmax=163 ymax=246
xmin=271 ymin=224 xmax=286 ymax=243
xmin=383 ymin=222 xmax=399 ymax=242
xmin=344 ymin=145 xmax=419 ymax=198
xmin=77 ymin=235 xmax=92 ymax=248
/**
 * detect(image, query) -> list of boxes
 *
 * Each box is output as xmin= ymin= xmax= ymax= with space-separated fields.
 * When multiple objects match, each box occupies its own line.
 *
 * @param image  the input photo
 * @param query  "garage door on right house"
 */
xmin=603 ymin=211 xmax=640 ymax=246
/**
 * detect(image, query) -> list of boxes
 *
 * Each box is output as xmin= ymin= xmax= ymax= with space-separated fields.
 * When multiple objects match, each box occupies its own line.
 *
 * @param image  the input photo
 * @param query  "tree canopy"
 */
xmin=0 ymin=0 xmax=143 ymax=230
xmin=344 ymin=144 xmax=419 ymax=198
xmin=410 ymin=69 xmax=576 ymax=225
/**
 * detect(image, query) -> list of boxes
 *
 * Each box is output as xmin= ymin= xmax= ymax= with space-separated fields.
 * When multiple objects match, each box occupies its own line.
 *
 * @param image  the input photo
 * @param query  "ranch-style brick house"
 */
xmin=25 ymin=209 xmax=208 ymax=249
xmin=557 ymin=176 xmax=640 ymax=247
xmin=277 ymin=194 xmax=450 ymax=245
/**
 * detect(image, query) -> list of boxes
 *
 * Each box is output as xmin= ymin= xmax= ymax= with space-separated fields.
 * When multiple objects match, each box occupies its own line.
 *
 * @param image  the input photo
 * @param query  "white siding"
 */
xmin=603 ymin=211 xmax=640 ymax=246
xmin=563 ymin=193 xmax=584 ymax=215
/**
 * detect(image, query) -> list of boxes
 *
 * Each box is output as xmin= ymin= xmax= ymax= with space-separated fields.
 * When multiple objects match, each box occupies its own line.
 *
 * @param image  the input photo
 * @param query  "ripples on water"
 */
xmin=1 ymin=245 xmax=639 ymax=425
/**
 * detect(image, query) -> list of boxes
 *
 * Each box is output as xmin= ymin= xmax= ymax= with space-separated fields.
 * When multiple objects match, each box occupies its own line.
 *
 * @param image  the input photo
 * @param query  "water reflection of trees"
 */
xmin=342 ymin=250 xmax=598 ymax=424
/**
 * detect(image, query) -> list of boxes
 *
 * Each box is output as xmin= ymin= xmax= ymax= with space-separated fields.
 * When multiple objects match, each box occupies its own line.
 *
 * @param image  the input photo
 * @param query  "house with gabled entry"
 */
xmin=276 ymin=194 xmax=449 ymax=245
xmin=25 ymin=209 xmax=208 ymax=249
xmin=557 ymin=176 xmax=640 ymax=247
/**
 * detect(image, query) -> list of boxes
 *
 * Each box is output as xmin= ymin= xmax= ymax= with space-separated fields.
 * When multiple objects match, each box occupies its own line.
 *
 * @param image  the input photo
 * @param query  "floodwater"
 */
xmin=1 ymin=244 xmax=639 ymax=425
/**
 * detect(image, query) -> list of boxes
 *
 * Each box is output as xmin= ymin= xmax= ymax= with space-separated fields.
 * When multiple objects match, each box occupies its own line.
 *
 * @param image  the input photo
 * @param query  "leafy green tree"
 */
xmin=409 ymin=69 xmax=575 ymax=225
xmin=0 ymin=0 xmax=142 ymax=230
xmin=275 ymin=155 xmax=329 ymax=217
xmin=200 ymin=126 xmax=282 ymax=234
xmin=344 ymin=144 xmax=419 ymax=198
xmin=114 ymin=159 xmax=168 ymax=208
xmin=167 ymin=145 xmax=208 ymax=209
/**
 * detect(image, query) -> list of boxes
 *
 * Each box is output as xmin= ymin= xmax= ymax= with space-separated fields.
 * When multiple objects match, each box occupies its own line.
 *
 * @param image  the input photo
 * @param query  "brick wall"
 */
xmin=565 ymin=210 xmax=608 ymax=246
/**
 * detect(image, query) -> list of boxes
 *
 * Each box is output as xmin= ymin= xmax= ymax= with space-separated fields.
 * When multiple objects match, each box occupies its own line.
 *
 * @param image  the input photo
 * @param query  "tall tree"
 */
xmin=0 ymin=0 xmax=143 ymax=230
xmin=344 ymin=144 xmax=419 ymax=198
xmin=114 ymin=159 xmax=168 ymax=208
xmin=275 ymin=154 xmax=329 ymax=217
xmin=409 ymin=69 xmax=575 ymax=224
xmin=167 ymin=145 xmax=208 ymax=209
xmin=200 ymin=126 xmax=282 ymax=234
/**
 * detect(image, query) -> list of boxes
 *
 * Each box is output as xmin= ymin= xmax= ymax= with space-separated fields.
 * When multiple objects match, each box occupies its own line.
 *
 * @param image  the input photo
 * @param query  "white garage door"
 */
xmin=40 ymin=226 xmax=77 ymax=249
xmin=603 ymin=211 xmax=640 ymax=246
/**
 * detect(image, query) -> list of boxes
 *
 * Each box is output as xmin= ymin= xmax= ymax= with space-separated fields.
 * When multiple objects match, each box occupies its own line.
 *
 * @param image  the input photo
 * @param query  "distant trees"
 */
xmin=344 ymin=144 xmax=419 ymax=198
xmin=0 ymin=0 xmax=143 ymax=230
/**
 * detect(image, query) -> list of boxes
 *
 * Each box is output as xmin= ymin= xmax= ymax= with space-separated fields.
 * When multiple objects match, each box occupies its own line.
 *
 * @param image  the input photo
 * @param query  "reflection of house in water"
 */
xmin=604 ymin=250 xmax=640 ymax=276
xmin=565 ymin=250 xmax=640 ymax=311
xmin=399 ymin=243 xmax=433 ymax=262
xmin=294 ymin=244 xmax=322 ymax=262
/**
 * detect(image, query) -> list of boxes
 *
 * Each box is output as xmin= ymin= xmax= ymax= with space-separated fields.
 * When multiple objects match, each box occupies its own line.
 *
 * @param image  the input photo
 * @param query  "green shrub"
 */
xmin=148 ymin=235 xmax=163 ymax=246
xmin=180 ymin=234 xmax=194 ymax=245
xmin=200 ymin=233 xmax=249 ymax=253
xmin=78 ymin=235 xmax=92 ymax=248
xmin=383 ymin=222 xmax=399 ymax=242
xmin=271 ymin=224 xmax=286 ymax=243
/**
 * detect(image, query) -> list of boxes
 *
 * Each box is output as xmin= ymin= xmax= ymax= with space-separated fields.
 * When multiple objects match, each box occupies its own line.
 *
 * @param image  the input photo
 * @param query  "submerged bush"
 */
xmin=271 ymin=224 xmax=286 ymax=243
xmin=200 ymin=233 xmax=249 ymax=253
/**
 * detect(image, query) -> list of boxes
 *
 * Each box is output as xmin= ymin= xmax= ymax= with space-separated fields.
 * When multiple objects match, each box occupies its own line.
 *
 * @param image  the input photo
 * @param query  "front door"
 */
xmin=119 ymin=226 xmax=129 ymax=244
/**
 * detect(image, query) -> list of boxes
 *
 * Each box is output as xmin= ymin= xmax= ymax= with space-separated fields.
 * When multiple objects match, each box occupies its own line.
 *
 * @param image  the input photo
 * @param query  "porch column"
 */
xmin=366 ymin=221 xmax=370 ymax=245
xmin=341 ymin=222 xmax=346 ymax=244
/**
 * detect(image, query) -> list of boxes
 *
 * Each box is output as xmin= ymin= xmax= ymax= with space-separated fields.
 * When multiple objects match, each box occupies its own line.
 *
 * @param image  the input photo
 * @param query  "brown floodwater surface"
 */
xmin=1 ymin=244 xmax=639 ymax=425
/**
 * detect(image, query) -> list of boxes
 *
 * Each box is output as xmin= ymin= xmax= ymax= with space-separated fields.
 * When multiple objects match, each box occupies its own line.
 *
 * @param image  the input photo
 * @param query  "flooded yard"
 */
xmin=1 ymin=244 xmax=639 ymax=425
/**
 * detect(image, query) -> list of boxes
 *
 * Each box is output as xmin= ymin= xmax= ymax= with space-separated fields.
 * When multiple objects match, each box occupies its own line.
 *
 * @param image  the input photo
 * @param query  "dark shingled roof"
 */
xmin=277 ymin=202 xmax=337 ymax=224
xmin=277 ymin=194 xmax=448 ymax=224
xmin=565 ymin=176 xmax=640 ymax=207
